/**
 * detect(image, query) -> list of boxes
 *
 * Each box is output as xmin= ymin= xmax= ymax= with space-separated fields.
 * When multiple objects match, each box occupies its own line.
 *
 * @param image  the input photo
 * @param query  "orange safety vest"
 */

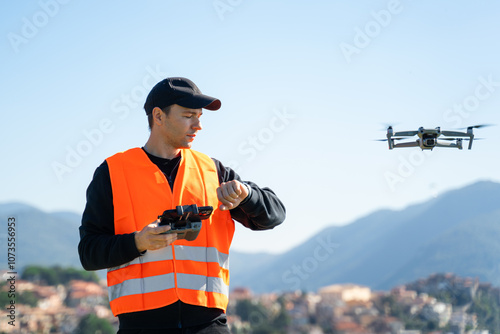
xmin=106 ymin=147 xmax=234 ymax=316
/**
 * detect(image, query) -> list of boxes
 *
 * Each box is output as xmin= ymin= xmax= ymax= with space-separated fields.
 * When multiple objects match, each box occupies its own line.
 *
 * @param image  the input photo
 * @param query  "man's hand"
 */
xmin=217 ymin=180 xmax=249 ymax=211
xmin=134 ymin=219 xmax=178 ymax=253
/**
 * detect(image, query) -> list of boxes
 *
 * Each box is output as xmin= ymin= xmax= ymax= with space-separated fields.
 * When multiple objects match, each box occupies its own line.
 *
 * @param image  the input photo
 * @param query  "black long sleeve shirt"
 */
xmin=78 ymin=149 xmax=286 ymax=329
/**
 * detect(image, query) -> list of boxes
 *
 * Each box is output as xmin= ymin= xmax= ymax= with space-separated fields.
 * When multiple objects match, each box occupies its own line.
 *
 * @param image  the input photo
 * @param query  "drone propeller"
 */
xmin=379 ymin=123 xmax=400 ymax=131
xmin=374 ymin=137 xmax=406 ymax=142
xmin=465 ymin=124 xmax=494 ymax=129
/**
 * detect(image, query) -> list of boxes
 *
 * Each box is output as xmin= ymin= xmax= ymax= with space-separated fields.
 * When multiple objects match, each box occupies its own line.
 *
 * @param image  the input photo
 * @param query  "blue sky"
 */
xmin=2 ymin=1 xmax=500 ymax=254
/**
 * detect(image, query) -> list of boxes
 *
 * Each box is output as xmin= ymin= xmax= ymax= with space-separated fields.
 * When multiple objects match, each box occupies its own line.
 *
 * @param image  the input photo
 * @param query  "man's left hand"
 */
xmin=217 ymin=180 xmax=249 ymax=211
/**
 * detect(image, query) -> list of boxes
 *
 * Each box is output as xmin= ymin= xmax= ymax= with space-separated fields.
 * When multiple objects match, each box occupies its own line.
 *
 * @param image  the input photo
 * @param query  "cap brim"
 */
xmin=177 ymin=94 xmax=221 ymax=111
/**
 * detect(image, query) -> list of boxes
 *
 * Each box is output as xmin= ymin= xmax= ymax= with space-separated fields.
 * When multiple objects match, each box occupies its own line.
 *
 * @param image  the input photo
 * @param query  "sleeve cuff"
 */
xmin=239 ymin=182 xmax=252 ymax=205
xmin=238 ymin=182 xmax=258 ymax=209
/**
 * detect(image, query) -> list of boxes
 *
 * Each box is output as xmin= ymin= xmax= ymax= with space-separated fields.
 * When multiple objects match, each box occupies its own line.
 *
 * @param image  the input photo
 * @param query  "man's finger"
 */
xmin=219 ymin=204 xmax=232 ymax=211
xmin=232 ymin=182 xmax=243 ymax=196
xmin=148 ymin=229 xmax=177 ymax=246
xmin=221 ymin=182 xmax=232 ymax=194
xmin=164 ymin=233 xmax=177 ymax=244
xmin=144 ymin=218 xmax=161 ymax=230
xmin=217 ymin=189 xmax=234 ymax=211
xmin=217 ymin=187 xmax=229 ymax=203
xmin=226 ymin=182 xmax=243 ymax=199
xmin=220 ymin=183 xmax=231 ymax=198
xmin=217 ymin=193 xmax=234 ymax=205
xmin=154 ymin=224 xmax=172 ymax=234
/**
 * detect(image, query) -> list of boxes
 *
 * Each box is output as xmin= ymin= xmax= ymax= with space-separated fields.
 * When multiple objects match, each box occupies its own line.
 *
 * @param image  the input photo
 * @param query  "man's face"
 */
xmin=159 ymin=104 xmax=203 ymax=150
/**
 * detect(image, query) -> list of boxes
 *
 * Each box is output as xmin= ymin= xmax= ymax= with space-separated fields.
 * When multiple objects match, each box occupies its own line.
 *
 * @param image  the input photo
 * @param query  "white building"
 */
xmin=318 ymin=284 xmax=371 ymax=303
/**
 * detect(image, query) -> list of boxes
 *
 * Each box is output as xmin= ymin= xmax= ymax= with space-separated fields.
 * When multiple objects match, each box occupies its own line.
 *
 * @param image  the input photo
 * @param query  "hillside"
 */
xmin=229 ymin=180 xmax=500 ymax=292
xmin=0 ymin=203 xmax=82 ymax=270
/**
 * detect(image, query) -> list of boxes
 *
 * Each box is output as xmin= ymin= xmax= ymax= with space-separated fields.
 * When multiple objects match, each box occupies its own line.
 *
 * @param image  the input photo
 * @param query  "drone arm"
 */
xmin=468 ymin=135 xmax=474 ymax=150
xmin=436 ymin=140 xmax=461 ymax=149
xmin=441 ymin=130 xmax=469 ymax=137
xmin=393 ymin=141 xmax=419 ymax=148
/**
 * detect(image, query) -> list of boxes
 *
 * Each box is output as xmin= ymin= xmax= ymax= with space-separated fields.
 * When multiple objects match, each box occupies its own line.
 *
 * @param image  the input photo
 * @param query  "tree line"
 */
xmin=20 ymin=265 xmax=99 ymax=285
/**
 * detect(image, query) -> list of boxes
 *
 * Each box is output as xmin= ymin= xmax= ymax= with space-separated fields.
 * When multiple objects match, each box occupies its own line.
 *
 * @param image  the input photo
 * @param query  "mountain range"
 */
xmin=1 ymin=180 xmax=499 ymax=294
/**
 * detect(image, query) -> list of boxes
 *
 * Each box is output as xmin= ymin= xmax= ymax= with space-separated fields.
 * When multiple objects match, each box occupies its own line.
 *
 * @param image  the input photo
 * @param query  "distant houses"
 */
xmin=0 ymin=271 xmax=114 ymax=333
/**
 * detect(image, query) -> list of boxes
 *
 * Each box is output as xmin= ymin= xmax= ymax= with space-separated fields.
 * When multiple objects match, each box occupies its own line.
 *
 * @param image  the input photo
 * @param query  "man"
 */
xmin=78 ymin=77 xmax=286 ymax=333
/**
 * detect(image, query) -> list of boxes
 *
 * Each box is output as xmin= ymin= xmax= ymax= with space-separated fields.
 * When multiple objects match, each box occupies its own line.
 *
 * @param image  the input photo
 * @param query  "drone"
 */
xmin=377 ymin=125 xmax=490 ymax=150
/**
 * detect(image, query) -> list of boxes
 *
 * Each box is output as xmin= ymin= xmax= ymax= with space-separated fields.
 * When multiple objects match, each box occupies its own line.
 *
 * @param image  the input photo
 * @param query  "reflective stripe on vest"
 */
xmin=108 ymin=246 xmax=229 ymax=273
xmin=109 ymin=273 xmax=228 ymax=302
xmin=106 ymin=148 xmax=234 ymax=316
xmin=109 ymin=273 xmax=176 ymax=301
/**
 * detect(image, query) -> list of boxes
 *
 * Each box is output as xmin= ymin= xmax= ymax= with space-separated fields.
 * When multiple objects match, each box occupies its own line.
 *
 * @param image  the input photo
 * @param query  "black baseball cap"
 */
xmin=144 ymin=77 xmax=221 ymax=115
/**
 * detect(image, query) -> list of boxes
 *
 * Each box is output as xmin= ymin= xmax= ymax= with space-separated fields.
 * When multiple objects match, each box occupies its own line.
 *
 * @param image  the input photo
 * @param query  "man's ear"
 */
xmin=152 ymin=107 xmax=163 ymax=126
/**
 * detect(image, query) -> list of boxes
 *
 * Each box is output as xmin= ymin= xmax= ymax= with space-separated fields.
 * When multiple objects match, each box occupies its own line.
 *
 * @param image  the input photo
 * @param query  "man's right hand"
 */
xmin=134 ymin=219 xmax=178 ymax=253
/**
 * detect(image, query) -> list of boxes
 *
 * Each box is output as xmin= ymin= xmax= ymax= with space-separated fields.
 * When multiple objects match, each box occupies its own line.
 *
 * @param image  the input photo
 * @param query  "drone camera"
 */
xmin=423 ymin=138 xmax=436 ymax=147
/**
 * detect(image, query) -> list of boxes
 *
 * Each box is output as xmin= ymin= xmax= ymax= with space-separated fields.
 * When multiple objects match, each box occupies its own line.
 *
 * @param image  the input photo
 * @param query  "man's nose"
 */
xmin=193 ymin=118 xmax=202 ymax=130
